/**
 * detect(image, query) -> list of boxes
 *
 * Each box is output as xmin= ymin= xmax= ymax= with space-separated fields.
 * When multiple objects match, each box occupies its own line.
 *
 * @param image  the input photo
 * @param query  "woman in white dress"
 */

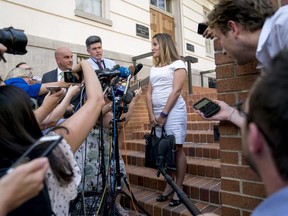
xmin=146 ymin=33 xmax=187 ymax=207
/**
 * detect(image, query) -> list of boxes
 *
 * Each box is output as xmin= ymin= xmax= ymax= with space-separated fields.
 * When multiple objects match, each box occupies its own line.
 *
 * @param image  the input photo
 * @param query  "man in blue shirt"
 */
xmin=199 ymin=51 xmax=288 ymax=216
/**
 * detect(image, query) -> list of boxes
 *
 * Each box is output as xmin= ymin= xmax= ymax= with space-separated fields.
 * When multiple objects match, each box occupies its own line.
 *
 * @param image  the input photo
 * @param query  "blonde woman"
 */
xmin=146 ymin=33 xmax=187 ymax=207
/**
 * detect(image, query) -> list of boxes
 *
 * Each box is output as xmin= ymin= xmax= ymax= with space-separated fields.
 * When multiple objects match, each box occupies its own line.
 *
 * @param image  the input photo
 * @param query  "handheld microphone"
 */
xmin=128 ymin=63 xmax=143 ymax=77
xmin=118 ymin=66 xmax=131 ymax=78
xmin=134 ymin=63 xmax=143 ymax=76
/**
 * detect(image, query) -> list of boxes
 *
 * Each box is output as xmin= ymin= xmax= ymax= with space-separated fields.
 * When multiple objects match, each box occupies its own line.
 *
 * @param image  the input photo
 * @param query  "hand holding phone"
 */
xmin=46 ymin=86 xmax=62 ymax=94
xmin=64 ymin=71 xmax=81 ymax=83
xmin=7 ymin=134 xmax=63 ymax=173
xmin=193 ymin=97 xmax=220 ymax=118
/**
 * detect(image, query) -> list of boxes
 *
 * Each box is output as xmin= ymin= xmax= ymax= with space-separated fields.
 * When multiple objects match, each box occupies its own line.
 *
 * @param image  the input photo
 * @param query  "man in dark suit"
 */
xmin=42 ymin=47 xmax=73 ymax=83
xmin=41 ymin=47 xmax=79 ymax=116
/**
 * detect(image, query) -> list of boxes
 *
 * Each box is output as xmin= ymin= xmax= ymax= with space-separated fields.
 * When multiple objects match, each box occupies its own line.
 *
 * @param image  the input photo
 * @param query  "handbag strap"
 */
xmin=150 ymin=127 xmax=156 ymax=136
xmin=161 ymin=126 xmax=167 ymax=137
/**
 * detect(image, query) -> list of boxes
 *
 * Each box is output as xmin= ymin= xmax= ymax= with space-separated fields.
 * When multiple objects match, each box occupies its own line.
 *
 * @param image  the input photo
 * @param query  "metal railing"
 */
xmin=199 ymin=69 xmax=215 ymax=87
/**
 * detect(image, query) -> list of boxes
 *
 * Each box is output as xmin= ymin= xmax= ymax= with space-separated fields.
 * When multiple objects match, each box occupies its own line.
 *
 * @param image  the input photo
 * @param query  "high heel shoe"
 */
xmin=156 ymin=191 xmax=173 ymax=202
xmin=169 ymin=199 xmax=181 ymax=207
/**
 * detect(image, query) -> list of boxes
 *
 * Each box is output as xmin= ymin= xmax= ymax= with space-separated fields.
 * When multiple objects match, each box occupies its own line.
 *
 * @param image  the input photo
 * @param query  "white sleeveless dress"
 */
xmin=149 ymin=60 xmax=187 ymax=144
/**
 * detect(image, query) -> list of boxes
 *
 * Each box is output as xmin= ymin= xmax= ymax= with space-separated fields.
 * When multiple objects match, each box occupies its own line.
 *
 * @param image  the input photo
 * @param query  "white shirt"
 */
xmin=57 ymin=68 xmax=64 ymax=81
xmin=256 ymin=5 xmax=288 ymax=73
xmin=87 ymin=57 xmax=117 ymax=70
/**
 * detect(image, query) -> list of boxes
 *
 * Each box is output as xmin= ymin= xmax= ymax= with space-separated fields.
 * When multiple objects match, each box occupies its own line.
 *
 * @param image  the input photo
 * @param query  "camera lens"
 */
xmin=0 ymin=27 xmax=28 ymax=55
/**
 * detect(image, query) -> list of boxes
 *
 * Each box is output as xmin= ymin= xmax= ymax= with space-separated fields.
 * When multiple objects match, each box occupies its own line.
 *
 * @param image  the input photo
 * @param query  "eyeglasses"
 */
xmin=234 ymin=101 xmax=275 ymax=148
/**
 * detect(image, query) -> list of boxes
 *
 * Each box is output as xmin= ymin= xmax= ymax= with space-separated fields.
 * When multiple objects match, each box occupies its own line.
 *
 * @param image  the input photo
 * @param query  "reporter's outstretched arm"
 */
xmin=195 ymin=100 xmax=244 ymax=128
xmin=56 ymin=60 xmax=105 ymax=152
xmin=34 ymin=90 xmax=65 ymax=125
xmin=0 ymin=158 xmax=49 ymax=216
xmin=40 ymin=85 xmax=81 ymax=128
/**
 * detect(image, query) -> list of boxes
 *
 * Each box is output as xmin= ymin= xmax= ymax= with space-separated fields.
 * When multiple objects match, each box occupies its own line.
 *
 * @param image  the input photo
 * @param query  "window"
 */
xmin=75 ymin=0 xmax=112 ymax=26
xmin=203 ymin=9 xmax=214 ymax=57
xmin=76 ymin=0 xmax=102 ymax=17
xmin=150 ymin=0 xmax=172 ymax=13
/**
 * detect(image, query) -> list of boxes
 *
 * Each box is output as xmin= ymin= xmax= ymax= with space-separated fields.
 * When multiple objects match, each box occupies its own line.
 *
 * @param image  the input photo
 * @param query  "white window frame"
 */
xmin=74 ymin=0 xmax=112 ymax=26
xmin=203 ymin=9 xmax=214 ymax=57
xmin=150 ymin=0 xmax=172 ymax=13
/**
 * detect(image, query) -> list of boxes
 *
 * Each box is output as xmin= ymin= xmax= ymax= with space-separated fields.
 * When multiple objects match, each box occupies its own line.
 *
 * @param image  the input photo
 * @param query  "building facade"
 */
xmin=0 ymin=0 xmax=216 ymax=86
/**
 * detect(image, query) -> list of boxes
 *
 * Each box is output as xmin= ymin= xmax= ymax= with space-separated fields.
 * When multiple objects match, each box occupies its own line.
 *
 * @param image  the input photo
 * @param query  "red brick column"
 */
xmin=216 ymin=1 xmax=282 ymax=215
xmin=282 ymin=0 xmax=288 ymax=5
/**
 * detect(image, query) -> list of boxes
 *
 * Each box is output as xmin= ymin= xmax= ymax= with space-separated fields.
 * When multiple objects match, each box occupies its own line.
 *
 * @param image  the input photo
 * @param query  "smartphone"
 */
xmin=193 ymin=97 xmax=220 ymax=117
xmin=64 ymin=71 xmax=81 ymax=83
xmin=7 ymin=134 xmax=63 ymax=172
xmin=197 ymin=23 xmax=208 ymax=35
xmin=46 ymin=86 xmax=61 ymax=94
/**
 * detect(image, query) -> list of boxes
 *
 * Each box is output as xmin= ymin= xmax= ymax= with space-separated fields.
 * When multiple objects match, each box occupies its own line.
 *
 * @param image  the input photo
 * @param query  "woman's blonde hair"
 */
xmin=152 ymin=33 xmax=181 ymax=67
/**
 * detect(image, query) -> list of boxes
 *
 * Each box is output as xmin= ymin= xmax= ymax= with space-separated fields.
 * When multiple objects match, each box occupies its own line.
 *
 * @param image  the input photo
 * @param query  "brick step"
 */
xmin=121 ymin=151 xmax=220 ymax=178
xmin=187 ymin=121 xmax=218 ymax=131
xmin=187 ymin=113 xmax=216 ymax=121
xmin=124 ymin=165 xmax=221 ymax=205
xmin=122 ymin=140 xmax=220 ymax=160
xmin=142 ymin=121 xmax=218 ymax=131
xmin=130 ymin=130 xmax=218 ymax=144
xmin=121 ymin=184 xmax=222 ymax=216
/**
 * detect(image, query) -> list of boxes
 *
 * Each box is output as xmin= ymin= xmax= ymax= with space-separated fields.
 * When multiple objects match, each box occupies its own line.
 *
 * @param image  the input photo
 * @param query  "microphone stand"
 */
xmin=156 ymin=158 xmax=201 ymax=216
xmin=103 ymin=83 xmax=124 ymax=215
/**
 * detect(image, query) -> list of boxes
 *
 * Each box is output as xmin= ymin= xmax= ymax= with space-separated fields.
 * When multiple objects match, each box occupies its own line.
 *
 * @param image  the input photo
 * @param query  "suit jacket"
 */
xmin=42 ymin=69 xmax=58 ymax=83
xmin=41 ymin=68 xmax=82 ymax=117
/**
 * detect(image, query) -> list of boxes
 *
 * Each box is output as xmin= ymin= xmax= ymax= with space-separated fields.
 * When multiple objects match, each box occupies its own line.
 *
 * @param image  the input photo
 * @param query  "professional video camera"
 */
xmin=0 ymin=27 xmax=28 ymax=62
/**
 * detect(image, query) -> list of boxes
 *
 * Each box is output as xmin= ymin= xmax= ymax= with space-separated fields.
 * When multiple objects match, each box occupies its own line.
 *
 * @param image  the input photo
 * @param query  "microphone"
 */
xmin=118 ymin=66 xmax=131 ymax=78
xmin=156 ymin=138 xmax=169 ymax=168
xmin=128 ymin=63 xmax=143 ymax=77
xmin=95 ymin=64 xmax=120 ymax=76
xmin=97 ymin=65 xmax=131 ymax=78
xmin=134 ymin=63 xmax=143 ymax=76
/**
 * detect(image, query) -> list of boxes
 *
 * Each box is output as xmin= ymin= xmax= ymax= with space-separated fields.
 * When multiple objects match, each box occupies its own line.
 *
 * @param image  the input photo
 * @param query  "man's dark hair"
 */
xmin=208 ymin=0 xmax=275 ymax=34
xmin=15 ymin=62 xmax=27 ymax=68
xmin=85 ymin=35 xmax=102 ymax=48
xmin=248 ymin=48 xmax=288 ymax=181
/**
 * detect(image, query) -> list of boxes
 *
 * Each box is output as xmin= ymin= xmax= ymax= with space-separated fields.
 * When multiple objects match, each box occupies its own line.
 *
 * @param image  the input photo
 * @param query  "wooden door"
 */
xmin=150 ymin=7 xmax=175 ymax=41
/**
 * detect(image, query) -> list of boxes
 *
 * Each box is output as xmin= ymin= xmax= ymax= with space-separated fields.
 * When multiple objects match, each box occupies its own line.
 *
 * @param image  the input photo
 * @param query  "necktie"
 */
xmin=96 ymin=59 xmax=103 ymax=70
xmin=59 ymin=71 xmax=64 ymax=81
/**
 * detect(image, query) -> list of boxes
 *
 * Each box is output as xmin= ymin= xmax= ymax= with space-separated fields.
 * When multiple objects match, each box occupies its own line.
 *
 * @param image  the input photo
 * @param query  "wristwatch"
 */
xmin=160 ymin=111 xmax=168 ymax=118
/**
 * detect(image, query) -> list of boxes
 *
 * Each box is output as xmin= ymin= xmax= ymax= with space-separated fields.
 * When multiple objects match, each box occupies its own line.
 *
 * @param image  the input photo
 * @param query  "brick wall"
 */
xmin=217 ymin=1 xmax=283 ymax=215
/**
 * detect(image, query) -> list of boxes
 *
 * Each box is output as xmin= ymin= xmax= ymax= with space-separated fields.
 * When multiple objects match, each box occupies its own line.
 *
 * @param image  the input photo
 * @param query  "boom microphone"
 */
xmin=156 ymin=138 xmax=169 ymax=168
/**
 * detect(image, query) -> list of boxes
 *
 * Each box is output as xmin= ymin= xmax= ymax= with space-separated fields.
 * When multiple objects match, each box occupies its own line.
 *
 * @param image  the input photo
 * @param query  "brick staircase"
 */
xmin=120 ymin=85 xmax=221 ymax=216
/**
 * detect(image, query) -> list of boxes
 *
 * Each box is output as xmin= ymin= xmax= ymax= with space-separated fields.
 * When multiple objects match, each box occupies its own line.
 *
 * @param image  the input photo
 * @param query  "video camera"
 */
xmin=0 ymin=27 xmax=28 ymax=62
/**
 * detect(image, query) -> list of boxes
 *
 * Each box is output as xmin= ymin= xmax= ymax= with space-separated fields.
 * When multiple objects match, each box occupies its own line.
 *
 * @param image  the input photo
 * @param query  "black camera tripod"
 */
xmin=97 ymin=83 xmax=149 ymax=216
